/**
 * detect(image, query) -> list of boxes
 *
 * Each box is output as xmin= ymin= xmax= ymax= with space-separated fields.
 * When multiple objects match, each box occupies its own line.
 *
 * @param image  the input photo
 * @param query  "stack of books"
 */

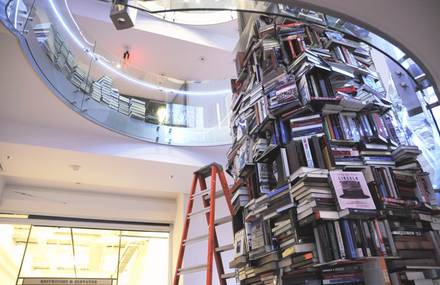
xmin=91 ymin=81 xmax=102 ymax=102
xmin=99 ymin=76 xmax=113 ymax=103
xmin=118 ymin=95 xmax=130 ymax=116
xmin=290 ymin=169 xmax=336 ymax=224
xmin=33 ymin=23 xmax=55 ymax=61
xmin=232 ymin=187 xmax=250 ymax=213
xmin=227 ymin=11 xmax=439 ymax=285
xmin=71 ymin=67 xmax=87 ymax=90
xmin=129 ymin=98 xmax=146 ymax=120
xmin=103 ymin=87 xmax=119 ymax=110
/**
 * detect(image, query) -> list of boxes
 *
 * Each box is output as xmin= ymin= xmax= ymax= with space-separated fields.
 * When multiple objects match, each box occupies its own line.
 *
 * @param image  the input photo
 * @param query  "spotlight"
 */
xmin=157 ymin=107 xmax=167 ymax=124
xmin=110 ymin=0 xmax=138 ymax=30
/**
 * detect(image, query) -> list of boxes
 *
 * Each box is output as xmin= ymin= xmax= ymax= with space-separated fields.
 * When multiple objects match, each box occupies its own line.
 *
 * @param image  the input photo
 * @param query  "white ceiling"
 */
xmin=0 ymin=142 xmax=190 ymax=198
xmin=0 ymin=26 xmax=230 ymax=200
xmin=67 ymin=0 xmax=238 ymax=81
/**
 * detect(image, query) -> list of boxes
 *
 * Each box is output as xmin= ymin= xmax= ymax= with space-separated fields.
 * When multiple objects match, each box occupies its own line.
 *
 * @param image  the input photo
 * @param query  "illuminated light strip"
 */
xmin=47 ymin=0 xmax=231 ymax=96
xmin=14 ymin=0 xmax=20 ymax=28
xmin=64 ymin=0 xmax=95 ymax=47
xmin=0 ymin=213 xmax=29 ymax=219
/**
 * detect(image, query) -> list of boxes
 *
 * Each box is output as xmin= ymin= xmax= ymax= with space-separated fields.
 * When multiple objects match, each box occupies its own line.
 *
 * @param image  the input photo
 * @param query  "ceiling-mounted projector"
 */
xmin=110 ymin=0 xmax=138 ymax=30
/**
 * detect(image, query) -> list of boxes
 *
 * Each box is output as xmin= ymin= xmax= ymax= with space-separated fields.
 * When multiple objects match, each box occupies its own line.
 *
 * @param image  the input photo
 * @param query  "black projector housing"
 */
xmin=110 ymin=0 xmax=135 ymax=30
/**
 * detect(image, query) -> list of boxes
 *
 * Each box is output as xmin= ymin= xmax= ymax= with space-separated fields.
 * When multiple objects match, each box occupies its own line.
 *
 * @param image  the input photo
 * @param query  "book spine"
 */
xmin=302 ymin=137 xmax=315 ymax=168
xmin=313 ymin=226 xmax=325 ymax=263
xmin=383 ymin=219 xmax=398 ymax=256
xmin=312 ymin=135 xmax=326 ymax=168
xmin=318 ymin=76 xmax=329 ymax=98
xmin=375 ymin=220 xmax=387 ymax=256
xmin=320 ymin=223 xmax=333 ymax=262
xmin=362 ymin=220 xmax=375 ymax=256
xmin=333 ymin=220 xmax=346 ymax=259
xmin=327 ymin=222 xmax=341 ymax=260
xmin=350 ymin=220 xmax=365 ymax=258
xmin=341 ymin=219 xmax=357 ymax=259
xmin=279 ymin=120 xmax=288 ymax=145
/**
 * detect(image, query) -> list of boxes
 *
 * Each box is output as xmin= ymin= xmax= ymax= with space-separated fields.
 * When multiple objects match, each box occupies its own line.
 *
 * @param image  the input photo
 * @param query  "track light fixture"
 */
xmin=110 ymin=0 xmax=137 ymax=30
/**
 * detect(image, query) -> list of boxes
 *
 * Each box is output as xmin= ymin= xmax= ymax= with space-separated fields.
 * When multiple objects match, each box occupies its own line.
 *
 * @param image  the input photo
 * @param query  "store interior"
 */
xmin=1 ymin=0 xmax=440 ymax=285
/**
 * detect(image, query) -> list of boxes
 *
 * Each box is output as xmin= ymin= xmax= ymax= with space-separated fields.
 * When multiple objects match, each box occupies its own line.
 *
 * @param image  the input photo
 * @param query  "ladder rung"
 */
xmin=216 ymin=243 xmax=234 ymax=253
xmin=191 ymin=188 xmax=212 ymax=199
xmin=188 ymin=207 xmax=210 ymax=217
xmin=191 ymin=189 xmax=225 ymax=200
xmin=184 ymin=234 xmax=208 ymax=245
xmin=204 ymin=190 xmax=225 ymax=200
xmin=178 ymin=264 xmax=207 ymax=275
xmin=221 ymin=272 xmax=235 ymax=279
xmin=214 ymin=216 xmax=232 ymax=226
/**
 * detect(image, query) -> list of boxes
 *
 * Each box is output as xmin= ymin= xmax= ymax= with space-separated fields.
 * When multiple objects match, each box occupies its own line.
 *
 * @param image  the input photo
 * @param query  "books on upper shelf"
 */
xmin=91 ymin=81 xmax=102 ymax=102
xmin=118 ymin=95 xmax=130 ymax=116
xmin=129 ymin=98 xmax=146 ymax=120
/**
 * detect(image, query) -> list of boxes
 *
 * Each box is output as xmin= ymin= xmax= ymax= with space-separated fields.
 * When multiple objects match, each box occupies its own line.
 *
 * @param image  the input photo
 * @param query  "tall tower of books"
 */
xmin=227 ymin=13 xmax=440 ymax=285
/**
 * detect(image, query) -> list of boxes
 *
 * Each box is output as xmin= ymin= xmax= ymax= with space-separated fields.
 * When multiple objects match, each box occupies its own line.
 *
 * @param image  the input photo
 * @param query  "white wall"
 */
xmin=0 ymin=175 xmax=5 ymax=205
xmin=0 ymin=184 xmax=176 ymax=224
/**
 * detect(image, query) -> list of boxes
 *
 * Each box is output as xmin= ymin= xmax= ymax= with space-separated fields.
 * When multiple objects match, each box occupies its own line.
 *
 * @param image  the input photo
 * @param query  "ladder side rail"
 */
xmin=217 ymin=169 xmax=234 ymax=215
xmin=206 ymin=166 xmax=217 ymax=285
xmin=173 ymin=175 xmax=199 ymax=285
xmin=199 ymin=176 xmax=227 ymax=285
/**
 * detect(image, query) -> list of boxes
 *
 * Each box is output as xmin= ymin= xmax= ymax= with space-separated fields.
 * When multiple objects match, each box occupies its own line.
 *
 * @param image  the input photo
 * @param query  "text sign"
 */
xmin=22 ymin=278 xmax=113 ymax=285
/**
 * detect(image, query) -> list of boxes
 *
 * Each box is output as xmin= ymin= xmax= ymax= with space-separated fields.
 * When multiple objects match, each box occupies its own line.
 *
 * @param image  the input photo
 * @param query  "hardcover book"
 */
xmin=329 ymin=171 xmax=376 ymax=210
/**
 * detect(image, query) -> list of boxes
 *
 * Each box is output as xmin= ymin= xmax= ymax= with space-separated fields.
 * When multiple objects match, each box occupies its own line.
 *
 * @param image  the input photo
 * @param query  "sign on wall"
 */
xmin=22 ymin=278 xmax=113 ymax=285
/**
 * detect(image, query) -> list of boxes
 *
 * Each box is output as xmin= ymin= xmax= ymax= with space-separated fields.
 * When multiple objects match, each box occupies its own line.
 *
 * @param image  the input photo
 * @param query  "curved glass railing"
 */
xmin=3 ymin=0 xmax=234 ymax=146
xmin=2 ymin=0 xmax=439 ymax=146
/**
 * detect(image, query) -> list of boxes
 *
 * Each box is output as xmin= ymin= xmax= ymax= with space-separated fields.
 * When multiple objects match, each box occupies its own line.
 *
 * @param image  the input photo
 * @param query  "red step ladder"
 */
xmin=173 ymin=163 xmax=235 ymax=285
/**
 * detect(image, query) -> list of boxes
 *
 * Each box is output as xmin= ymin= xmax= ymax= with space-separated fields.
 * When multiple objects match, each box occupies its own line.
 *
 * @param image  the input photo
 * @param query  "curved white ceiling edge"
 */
xmin=48 ymin=0 xmax=232 ymax=97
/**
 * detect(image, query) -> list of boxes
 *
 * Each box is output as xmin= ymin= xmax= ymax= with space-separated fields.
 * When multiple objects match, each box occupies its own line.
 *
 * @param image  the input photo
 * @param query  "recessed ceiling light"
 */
xmin=199 ymin=56 xmax=206 ymax=62
xmin=0 ymin=213 xmax=29 ymax=219
xmin=69 ymin=164 xmax=81 ymax=171
xmin=116 ymin=63 xmax=122 ymax=69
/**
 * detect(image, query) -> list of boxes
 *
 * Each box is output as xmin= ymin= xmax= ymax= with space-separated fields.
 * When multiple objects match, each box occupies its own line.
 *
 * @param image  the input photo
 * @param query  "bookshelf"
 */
xmin=228 ymin=13 xmax=440 ymax=285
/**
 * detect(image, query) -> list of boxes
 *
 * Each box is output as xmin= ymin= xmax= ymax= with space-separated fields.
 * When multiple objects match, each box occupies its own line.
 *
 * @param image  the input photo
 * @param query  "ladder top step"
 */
xmin=187 ymin=207 xmax=210 ymax=217
xmin=194 ymin=163 xmax=223 ymax=178
xmin=184 ymin=234 xmax=209 ymax=245
xmin=221 ymin=272 xmax=235 ymax=279
xmin=214 ymin=216 xmax=232 ymax=226
xmin=178 ymin=264 xmax=207 ymax=275
xmin=216 ymin=243 xmax=234 ymax=253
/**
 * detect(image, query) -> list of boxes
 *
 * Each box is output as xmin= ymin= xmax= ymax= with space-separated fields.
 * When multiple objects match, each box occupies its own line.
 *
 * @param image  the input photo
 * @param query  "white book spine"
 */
xmin=301 ymin=137 xmax=315 ymax=168
xmin=333 ymin=220 xmax=346 ymax=259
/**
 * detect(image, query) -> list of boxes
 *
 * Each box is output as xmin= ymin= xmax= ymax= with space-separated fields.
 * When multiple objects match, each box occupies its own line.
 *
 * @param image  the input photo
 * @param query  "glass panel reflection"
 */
xmin=71 ymin=228 xmax=120 ymax=279
xmin=20 ymin=227 xmax=76 ymax=278
xmin=0 ymin=224 xmax=31 ymax=285
xmin=0 ymin=225 xmax=170 ymax=285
